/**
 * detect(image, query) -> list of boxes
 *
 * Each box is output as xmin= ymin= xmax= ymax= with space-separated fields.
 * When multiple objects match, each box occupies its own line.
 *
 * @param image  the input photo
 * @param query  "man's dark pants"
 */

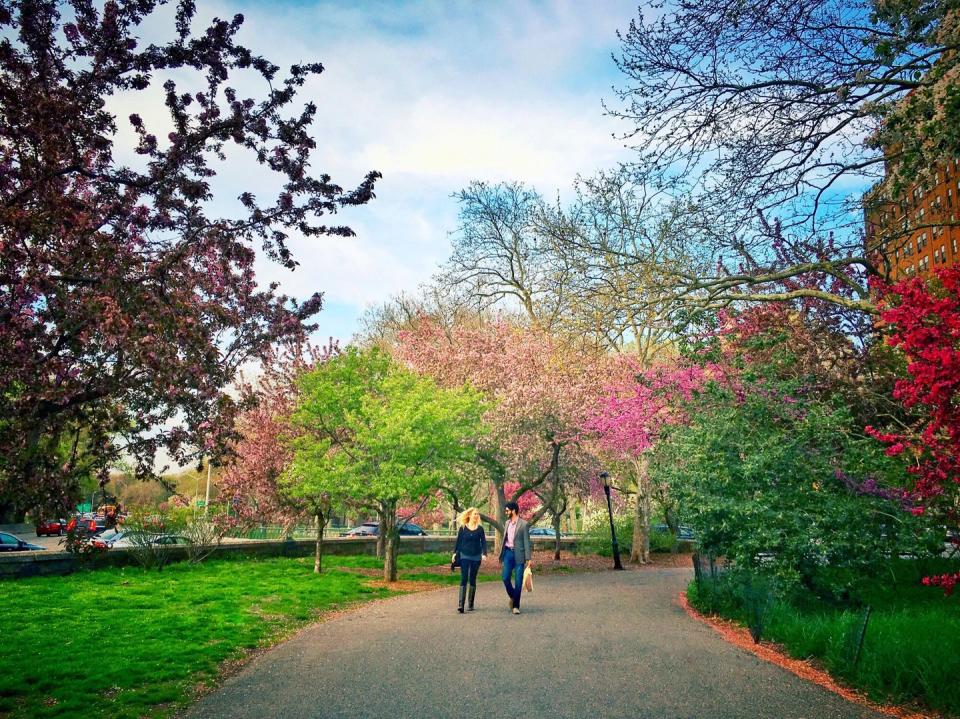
xmin=501 ymin=547 xmax=525 ymax=609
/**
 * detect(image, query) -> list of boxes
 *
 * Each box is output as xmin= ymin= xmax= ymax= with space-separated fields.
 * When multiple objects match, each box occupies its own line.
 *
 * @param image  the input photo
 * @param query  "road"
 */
xmin=185 ymin=567 xmax=885 ymax=719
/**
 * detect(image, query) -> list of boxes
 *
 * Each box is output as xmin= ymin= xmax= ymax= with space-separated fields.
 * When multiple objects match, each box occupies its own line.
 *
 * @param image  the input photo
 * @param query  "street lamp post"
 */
xmin=600 ymin=471 xmax=624 ymax=570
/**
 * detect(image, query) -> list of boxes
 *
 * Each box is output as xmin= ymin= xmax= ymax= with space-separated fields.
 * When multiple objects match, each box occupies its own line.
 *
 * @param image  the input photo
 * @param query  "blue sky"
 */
xmin=201 ymin=0 xmax=640 ymax=343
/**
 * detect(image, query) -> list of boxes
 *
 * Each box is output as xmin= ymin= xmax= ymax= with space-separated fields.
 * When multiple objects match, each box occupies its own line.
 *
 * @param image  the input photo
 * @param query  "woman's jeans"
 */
xmin=459 ymin=558 xmax=480 ymax=587
xmin=501 ymin=548 xmax=525 ymax=608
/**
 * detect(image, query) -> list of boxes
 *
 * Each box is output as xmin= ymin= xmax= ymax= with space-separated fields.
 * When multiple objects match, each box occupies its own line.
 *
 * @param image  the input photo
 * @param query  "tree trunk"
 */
xmin=376 ymin=513 xmax=386 ymax=559
xmin=631 ymin=457 xmax=651 ymax=564
xmin=493 ymin=481 xmax=507 ymax=553
xmin=314 ymin=512 xmax=327 ymax=574
xmin=664 ymin=505 xmax=680 ymax=554
xmin=552 ymin=510 xmax=562 ymax=561
xmin=382 ymin=503 xmax=398 ymax=582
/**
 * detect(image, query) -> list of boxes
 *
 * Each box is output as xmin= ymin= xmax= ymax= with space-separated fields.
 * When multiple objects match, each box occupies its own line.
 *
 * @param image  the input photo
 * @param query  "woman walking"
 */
xmin=454 ymin=507 xmax=487 ymax=613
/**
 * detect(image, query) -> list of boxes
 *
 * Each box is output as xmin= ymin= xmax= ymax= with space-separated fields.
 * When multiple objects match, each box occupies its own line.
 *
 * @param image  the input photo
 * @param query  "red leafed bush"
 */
xmin=868 ymin=269 xmax=960 ymax=594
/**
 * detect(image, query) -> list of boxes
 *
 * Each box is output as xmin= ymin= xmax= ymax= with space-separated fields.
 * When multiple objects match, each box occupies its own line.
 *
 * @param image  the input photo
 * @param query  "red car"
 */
xmin=36 ymin=519 xmax=66 ymax=537
xmin=65 ymin=515 xmax=105 ymax=536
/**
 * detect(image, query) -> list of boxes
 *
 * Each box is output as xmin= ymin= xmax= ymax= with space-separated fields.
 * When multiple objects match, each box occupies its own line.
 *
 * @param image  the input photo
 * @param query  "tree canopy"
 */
xmin=287 ymin=347 xmax=485 ymax=580
xmin=0 ymin=0 xmax=379 ymax=518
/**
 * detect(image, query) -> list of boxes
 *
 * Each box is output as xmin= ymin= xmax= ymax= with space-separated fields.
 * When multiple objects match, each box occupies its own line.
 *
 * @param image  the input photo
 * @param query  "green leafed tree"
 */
xmin=287 ymin=348 xmax=486 ymax=581
xmin=651 ymin=378 xmax=940 ymax=598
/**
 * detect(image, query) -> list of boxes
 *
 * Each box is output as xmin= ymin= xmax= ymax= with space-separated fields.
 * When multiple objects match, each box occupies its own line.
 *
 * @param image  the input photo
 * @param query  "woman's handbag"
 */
xmin=451 ymin=526 xmax=463 ymax=572
xmin=523 ymin=565 xmax=533 ymax=592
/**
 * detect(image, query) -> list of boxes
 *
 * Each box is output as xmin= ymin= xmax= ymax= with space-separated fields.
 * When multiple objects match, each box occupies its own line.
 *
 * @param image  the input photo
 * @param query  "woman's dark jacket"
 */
xmin=455 ymin=525 xmax=487 ymax=560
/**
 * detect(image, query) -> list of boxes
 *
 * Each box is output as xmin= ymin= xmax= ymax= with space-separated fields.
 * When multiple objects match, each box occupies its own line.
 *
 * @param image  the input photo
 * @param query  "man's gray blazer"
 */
xmin=499 ymin=517 xmax=532 ymax=565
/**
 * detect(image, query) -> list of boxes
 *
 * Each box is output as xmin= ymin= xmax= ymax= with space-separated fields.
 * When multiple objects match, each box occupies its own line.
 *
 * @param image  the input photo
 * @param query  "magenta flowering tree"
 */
xmin=582 ymin=360 xmax=719 ymax=562
xmin=0 ymin=2 xmax=379 ymax=521
xmin=866 ymin=268 xmax=960 ymax=595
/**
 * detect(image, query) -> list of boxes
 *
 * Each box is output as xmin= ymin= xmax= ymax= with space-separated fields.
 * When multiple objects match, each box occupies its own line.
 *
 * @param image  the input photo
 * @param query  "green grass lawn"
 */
xmin=0 ymin=553 xmax=451 ymax=719
xmin=687 ymin=559 xmax=960 ymax=716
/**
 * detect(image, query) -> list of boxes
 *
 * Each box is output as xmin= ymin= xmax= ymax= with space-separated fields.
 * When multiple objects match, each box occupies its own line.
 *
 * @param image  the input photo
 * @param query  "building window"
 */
xmin=940 ymin=245 xmax=947 ymax=263
xmin=919 ymin=256 xmax=930 ymax=273
xmin=918 ymin=233 xmax=928 ymax=252
xmin=953 ymin=237 xmax=958 ymax=255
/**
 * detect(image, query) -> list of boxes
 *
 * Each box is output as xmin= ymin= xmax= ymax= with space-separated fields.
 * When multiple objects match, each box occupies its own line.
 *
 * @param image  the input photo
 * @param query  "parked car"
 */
xmin=89 ymin=529 xmax=130 ymax=549
xmin=341 ymin=522 xmax=428 ymax=537
xmin=101 ymin=532 xmax=191 ymax=549
xmin=66 ymin=513 xmax=110 ymax=537
xmin=0 ymin=532 xmax=46 ymax=552
xmin=35 ymin=519 xmax=66 ymax=537
xmin=529 ymin=527 xmax=559 ymax=538
xmin=653 ymin=524 xmax=696 ymax=541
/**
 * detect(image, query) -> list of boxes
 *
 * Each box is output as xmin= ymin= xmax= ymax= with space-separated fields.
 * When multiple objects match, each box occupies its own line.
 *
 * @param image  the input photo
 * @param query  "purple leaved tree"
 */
xmin=0 ymin=1 xmax=379 ymax=521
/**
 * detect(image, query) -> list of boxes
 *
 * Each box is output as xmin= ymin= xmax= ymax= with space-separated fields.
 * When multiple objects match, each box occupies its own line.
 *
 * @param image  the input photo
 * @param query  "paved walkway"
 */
xmin=186 ymin=567 xmax=885 ymax=719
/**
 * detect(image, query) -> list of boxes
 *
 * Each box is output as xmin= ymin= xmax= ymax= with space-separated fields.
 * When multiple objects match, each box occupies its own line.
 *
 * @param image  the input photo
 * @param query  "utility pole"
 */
xmin=204 ymin=459 xmax=212 ymax=517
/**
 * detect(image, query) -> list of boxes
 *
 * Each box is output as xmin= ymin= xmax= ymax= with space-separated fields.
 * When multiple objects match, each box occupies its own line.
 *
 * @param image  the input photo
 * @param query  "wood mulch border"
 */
xmin=677 ymin=591 xmax=942 ymax=719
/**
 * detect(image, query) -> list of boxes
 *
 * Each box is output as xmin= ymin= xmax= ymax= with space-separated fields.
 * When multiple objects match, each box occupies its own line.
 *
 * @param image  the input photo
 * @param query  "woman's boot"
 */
xmin=458 ymin=585 xmax=466 ymax=613
xmin=467 ymin=585 xmax=476 ymax=611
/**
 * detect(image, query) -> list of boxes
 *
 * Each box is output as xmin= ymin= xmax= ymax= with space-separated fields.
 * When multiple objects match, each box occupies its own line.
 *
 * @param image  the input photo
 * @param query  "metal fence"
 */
xmin=691 ymin=552 xmax=729 ymax=584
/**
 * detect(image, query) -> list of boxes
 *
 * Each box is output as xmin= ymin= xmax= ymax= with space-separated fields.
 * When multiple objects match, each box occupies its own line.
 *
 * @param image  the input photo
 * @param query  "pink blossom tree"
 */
xmin=218 ymin=340 xmax=340 ymax=572
xmin=395 ymin=318 xmax=615 ymax=550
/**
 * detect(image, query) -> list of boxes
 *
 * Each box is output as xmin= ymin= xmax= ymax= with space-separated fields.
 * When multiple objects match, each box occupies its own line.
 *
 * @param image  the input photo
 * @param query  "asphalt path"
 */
xmin=185 ymin=567 xmax=885 ymax=719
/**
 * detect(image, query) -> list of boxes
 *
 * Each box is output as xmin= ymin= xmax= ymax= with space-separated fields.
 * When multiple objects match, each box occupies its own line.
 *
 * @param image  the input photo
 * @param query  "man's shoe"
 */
xmin=508 ymin=596 xmax=514 ymax=611
xmin=512 ymin=607 xmax=520 ymax=615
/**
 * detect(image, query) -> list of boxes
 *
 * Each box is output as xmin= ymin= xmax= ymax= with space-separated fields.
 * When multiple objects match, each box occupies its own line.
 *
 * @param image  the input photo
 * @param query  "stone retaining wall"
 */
xmin=0 ymin=536 xmax=581 ymax=579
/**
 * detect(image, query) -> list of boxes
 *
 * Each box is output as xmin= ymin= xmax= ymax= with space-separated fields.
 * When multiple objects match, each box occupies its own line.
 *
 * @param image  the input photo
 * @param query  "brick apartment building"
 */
xmin=865 ymin=157 xmax=960 ymax=280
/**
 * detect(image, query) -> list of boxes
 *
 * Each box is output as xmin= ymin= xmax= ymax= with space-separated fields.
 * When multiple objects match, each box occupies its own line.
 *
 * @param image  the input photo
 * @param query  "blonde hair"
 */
xmin=458 ymin=507 xmax=480 ymax=527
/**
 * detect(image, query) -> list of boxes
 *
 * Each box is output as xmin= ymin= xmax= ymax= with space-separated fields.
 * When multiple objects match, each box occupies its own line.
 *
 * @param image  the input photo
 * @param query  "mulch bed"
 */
xmin=677 ymin=592 xmax=941 ymax=719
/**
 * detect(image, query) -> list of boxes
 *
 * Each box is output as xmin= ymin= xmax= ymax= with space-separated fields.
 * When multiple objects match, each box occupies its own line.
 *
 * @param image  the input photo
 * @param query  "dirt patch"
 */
xmin=677 ymin=592 xmax=941 ymax=719
xmin=363 ymin=579 xmax=447 ymax=592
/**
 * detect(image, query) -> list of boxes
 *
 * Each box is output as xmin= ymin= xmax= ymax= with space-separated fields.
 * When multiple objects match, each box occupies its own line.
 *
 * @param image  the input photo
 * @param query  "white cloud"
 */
xmin=106 ymin=1 xmax=642 ymax=333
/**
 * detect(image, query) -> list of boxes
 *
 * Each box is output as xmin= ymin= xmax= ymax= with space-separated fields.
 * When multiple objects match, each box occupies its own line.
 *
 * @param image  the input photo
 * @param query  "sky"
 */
xmin=178 ymin=0 xmax=640 ymax=343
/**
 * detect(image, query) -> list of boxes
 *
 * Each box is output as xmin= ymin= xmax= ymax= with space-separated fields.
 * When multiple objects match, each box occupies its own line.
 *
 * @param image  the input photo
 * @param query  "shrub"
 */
xmin=169 ymin=506 xmax=230 ymax=564
xmin=652 ymin=382 xmax=941 ymax=596
xmin=123 ymin=509 xmax=186 ymax=571
xmin=578 ymin=508 xmax=633 ymax=557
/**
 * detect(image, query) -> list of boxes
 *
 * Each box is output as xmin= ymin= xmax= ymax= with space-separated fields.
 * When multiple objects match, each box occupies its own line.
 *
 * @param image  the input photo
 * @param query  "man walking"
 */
xmin=499 ymin=501 xmax=533 ymax=615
